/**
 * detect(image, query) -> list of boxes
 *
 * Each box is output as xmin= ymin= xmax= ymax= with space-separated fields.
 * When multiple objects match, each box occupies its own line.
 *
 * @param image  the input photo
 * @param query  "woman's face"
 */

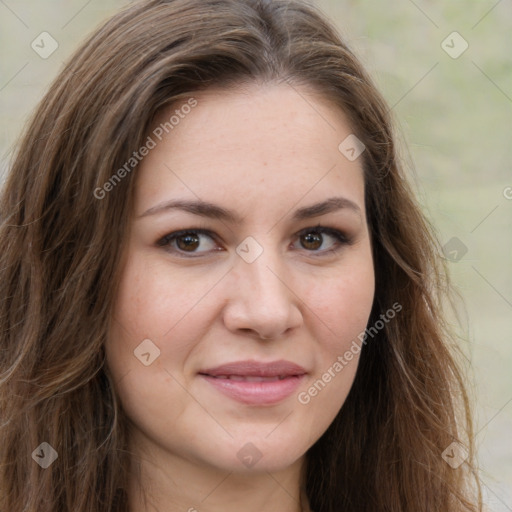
xmin=105 ymin=83 xmax=375 ymax=475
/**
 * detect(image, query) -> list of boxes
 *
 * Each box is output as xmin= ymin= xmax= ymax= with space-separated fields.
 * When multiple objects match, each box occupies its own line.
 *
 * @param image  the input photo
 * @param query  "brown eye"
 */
xmin=294 ymin=226 xmax=351 ymax=255
xmin=157 ymin=229 xmax=219 ymax=256
xmin=300 ymin=231 xmax=323 ymax=250
xmin=176 ymin=233 xmax=200 ymax=252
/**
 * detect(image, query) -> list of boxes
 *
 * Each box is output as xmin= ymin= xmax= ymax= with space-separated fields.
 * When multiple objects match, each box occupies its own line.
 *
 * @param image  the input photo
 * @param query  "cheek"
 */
xmin=112 ymin=254 xmax=213 ymax=339
xmin=114 ymin=257 xmax=173 ymax=335
xmin=295 ymin=253 xmax=374 ymax=418
xmin=305 ymin=259 xmax=375 ymax=348
xmin=105 ymin=256 xmax=202 ymax=435
xmin=106 ymin=252 xmax=224 ymax=387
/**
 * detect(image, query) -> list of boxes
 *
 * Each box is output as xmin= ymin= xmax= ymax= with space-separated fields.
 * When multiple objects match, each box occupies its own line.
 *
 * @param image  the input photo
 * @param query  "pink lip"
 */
xmin=199 ymin=360 xmax=307 ymax=405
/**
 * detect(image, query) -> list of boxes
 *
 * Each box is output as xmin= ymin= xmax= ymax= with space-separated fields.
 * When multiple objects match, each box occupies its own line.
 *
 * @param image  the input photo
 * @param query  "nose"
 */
xmin=222 ymin=248 xmax=303 ymax=340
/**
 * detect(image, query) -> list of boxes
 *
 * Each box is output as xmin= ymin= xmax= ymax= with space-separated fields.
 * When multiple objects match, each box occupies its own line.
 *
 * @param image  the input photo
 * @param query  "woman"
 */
xmin=0 ymin=0 xmax=481 ymax=510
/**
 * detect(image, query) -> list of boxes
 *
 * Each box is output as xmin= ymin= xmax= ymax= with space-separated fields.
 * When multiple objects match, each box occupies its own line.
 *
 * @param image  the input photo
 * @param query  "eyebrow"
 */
xmin=138 ymin=196 xmax=361 ymax=222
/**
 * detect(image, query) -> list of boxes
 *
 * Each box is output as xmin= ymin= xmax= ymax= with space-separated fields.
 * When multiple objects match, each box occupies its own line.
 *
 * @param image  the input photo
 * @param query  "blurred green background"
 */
xmin=1 ymin=1 xmax=511 ymax=509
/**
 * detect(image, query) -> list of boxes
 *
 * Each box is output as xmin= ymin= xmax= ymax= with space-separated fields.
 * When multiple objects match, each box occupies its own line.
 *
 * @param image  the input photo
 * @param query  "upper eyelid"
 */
xmin=158 ymin=225 xmax=350 ymax=250
xmin=161 ymin=225 xmax=344 ymax=239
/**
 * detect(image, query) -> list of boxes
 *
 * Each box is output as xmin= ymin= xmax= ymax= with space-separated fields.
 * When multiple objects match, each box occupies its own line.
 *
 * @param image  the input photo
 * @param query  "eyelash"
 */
xmin=156 ymin=224 xmax=353 ymax=258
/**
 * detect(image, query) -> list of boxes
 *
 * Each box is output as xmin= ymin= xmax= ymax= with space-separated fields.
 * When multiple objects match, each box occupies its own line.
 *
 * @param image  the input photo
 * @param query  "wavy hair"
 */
xmin=0 ymin=0 xmax=481 ymax=510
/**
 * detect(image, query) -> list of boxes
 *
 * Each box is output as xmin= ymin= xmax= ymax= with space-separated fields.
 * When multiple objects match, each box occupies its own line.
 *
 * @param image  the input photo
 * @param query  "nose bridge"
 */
xmin=225 ymin=235 xmax=301 ymax=338
xmin=237 ymin=240 xmax=290 ymax=306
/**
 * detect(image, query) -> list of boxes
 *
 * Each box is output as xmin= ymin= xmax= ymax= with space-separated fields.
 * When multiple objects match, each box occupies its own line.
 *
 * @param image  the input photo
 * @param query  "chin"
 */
xmin=209 ymin=436 xmax=308 ymax=474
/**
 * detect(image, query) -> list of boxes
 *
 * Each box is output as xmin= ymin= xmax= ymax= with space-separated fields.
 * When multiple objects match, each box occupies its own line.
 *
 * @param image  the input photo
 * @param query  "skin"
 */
xmin=105 ymin=82 xmax=375 ymax=512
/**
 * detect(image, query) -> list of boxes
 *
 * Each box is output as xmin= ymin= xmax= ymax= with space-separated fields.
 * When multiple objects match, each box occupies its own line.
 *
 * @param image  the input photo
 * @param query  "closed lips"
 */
xmin=209 ymin=375 xmax=293 ymax=381
xmin=198 ymin=359 xmax=307 ymax=379
xmin=199 ymin=360 xmax=307 ymax=405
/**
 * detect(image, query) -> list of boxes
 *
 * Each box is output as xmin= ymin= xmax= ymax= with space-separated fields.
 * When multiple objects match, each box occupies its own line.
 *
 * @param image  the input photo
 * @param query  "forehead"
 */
xmin=135 ymin=82 xmax=365 ymax=219
xmin=151 ymin=81 xmax=354 ymax=152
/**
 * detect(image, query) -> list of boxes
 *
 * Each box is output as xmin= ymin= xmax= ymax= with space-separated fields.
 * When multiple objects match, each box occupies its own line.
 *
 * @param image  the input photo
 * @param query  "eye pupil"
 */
xmin=177 ymin=233 xmax=200 ymax=251
xmin=301 ymin=232 xmax=322 ymax=250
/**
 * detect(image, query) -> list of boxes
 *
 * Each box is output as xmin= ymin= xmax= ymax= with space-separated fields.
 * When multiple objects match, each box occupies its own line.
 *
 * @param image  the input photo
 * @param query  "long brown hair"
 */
xmin=0 ymin=0 xmax=481 ymax=510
